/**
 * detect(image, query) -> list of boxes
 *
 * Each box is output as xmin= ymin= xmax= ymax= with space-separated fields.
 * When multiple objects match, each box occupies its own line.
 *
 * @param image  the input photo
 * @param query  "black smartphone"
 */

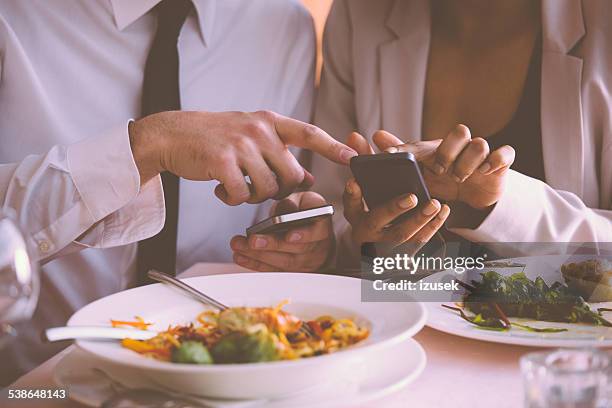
xmin=349 ymin=152 xmax=431 ymax=225
xmin=246 ymin=205 xmax=334 ymax=236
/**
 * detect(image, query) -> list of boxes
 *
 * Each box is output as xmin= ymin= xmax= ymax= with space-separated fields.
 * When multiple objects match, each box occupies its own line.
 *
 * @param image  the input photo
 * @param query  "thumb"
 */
xmin=347 ymin=132 xmax=375 ymax=155
xmin=296 ymin=191 xmax=328 ymax=210
xmin=343 ymin=178 xmax=365 ymax=225
xmin=273 ymin=194 xmax=300 ymax=216
xmin=372 ymin=130 xmax=404 ymax=151
xmin=386 ymin=139 xmax=443 ymax=163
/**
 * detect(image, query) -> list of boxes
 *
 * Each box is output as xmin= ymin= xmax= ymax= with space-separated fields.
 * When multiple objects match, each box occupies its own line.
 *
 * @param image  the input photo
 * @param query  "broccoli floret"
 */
xmin=171 ymin=341 xmax=213 ymax=364
xmin=211 ymin=330 xmax=279 ymax=364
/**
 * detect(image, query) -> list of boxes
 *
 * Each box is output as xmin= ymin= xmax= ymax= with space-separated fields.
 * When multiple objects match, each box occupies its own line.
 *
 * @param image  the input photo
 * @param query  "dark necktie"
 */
xmin=137 ymin=0 xmax=192 ymax=283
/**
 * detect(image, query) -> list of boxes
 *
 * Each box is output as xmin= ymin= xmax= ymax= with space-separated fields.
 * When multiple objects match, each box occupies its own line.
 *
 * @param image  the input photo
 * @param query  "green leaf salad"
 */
xmin=443 ymin=271 xmax=612 ymax=332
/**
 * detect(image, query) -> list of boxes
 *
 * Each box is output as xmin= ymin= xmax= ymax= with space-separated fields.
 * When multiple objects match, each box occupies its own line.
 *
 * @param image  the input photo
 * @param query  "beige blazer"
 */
xmin=312 ymin=0 xmax=611 ymax=250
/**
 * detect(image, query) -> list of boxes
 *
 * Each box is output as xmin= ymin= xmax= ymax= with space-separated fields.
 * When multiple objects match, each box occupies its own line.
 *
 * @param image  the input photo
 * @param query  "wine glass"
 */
xmin=0 ymin=209 xmax=39 ymax=348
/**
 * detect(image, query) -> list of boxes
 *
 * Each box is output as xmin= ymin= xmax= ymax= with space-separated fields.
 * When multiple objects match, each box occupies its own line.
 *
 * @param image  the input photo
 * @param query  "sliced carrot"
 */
xmin=110 ymin=316 xmax=152 ymax=330
xmin=121 ymin=338 xmax=155 ymax=352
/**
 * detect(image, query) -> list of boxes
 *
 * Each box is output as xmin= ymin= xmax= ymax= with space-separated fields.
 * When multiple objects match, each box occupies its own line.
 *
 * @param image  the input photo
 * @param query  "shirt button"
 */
xmin=38 ymin=240 xmax=50 ymax=253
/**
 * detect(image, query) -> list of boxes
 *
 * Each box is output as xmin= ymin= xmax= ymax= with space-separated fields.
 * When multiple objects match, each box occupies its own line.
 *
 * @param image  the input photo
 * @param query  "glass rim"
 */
xmin=520 ymin=348 xmax=611 ymax=375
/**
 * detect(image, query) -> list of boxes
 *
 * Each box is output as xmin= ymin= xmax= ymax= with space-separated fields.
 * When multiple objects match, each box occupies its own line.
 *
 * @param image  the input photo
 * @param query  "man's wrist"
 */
xmin=128 ymin=118 xmax=164 ymax=185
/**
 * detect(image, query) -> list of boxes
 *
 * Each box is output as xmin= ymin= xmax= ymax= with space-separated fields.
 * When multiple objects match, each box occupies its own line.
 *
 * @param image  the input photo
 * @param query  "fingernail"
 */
xmin=422 ymin=199 xmax=440 ymax=216
xmin=254 ymin=236 xmax=268 ymax=249
xmin=433 ymin=163 xmax=445 ymax=175
xmin=440 ymin=204 xmax=451 ymax=218
xmin=233 ymin=239 xmax=247 ymax=250
xmin=341 ymin=149 xmax=358 ymax=162
xmin=478 ymin=163 xmax=491 ymax=174
xmin=398 ymin=194 xmax=417 ymax=209
xmin=288 ymin=232 xmax=302 ymax=242
xmin=345 ymin=180 xmax=354 ymax=195
xmin=452 ymin=174 xmax=462 ymax=183
xmin=386 ymin=147 xmax=398 ymax=153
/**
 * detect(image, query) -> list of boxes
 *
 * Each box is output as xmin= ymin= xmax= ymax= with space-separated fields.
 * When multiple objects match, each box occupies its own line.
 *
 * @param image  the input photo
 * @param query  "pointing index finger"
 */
xmin=274 ymin=114 xmax=357 ymax=164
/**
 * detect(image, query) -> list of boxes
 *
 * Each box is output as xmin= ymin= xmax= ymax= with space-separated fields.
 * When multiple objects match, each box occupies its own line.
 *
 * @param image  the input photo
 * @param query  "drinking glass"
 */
xmin=0 ymin=209 xmax=39 ymax=348
xmin=521 ymin=349 xmax=612 ymax=408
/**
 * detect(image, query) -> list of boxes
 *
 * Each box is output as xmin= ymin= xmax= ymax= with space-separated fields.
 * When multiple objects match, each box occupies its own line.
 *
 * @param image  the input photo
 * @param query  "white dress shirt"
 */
xmin=0 ymin=0 xmax=314 ymax=381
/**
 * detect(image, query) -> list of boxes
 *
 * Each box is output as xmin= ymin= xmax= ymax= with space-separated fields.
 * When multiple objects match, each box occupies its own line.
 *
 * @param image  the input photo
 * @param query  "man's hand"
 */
xmin=374 ymin=125 xmax=515 ymax=210
xmin=129 ymin=110 xmax=357 ymax=205
xmin=230 ymin=192 xmax=334 ymax=272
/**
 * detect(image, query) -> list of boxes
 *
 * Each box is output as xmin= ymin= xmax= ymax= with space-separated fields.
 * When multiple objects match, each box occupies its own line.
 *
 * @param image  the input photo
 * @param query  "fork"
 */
xmin=147 ymin=270 xmax=314 ymax=338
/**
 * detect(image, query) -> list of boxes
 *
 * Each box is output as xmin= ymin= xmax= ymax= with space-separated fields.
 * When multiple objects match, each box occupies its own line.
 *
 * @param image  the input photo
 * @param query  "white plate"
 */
xmin=68 ymin=273 xmax=426 ymax=399
xmin=425 ymin=255 xmax=612 ymax=348
xmin=53 ymin=338 xmax=426 ymax=408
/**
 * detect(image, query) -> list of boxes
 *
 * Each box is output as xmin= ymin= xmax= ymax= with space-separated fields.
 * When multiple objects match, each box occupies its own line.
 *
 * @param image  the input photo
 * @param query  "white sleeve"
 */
xmin=284 ymin=3 xmax=315 ymax=123
xmin=311 ymin=0 xmax=361 ymax=269
xmin=0 ymin=122 xmax=165 ymax=262
xmin=281 ymin=0 xmax=316 ymax=162
xmin=449 ymin=170 xmax=612 ymax=244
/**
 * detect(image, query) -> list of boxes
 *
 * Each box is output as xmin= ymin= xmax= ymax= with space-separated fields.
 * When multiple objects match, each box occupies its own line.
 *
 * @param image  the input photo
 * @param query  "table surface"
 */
xmin=5 ymin=263 xmax=535 ymax=408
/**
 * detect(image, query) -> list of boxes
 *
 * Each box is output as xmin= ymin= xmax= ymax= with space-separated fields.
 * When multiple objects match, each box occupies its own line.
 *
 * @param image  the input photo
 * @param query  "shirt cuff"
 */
xmin=448 ymin=170 xmax=546 ymax=243
xmin=67 ymin=122 xmax=165 ymax=248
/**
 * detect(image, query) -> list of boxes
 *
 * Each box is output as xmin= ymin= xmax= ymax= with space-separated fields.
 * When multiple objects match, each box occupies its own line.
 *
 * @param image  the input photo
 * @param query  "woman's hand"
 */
xmin=230 ymin=192 xmax=334 ymax=272
xmin=343 ymin=132 xmax=450 ymax=248
xmin=376 ymin=125 xmax=515 ymax=210
xmin=343 ymin=178 xmax=450 ymax=247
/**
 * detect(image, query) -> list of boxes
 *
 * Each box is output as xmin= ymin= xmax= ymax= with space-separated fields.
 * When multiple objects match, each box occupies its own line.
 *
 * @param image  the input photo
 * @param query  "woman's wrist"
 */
xmin=446 ymin=201 xmax=495 ymax=230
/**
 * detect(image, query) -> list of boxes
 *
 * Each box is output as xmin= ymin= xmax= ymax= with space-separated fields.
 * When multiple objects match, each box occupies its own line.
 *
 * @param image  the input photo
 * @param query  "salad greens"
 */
xmin=443 ymin=271 xmax=612 ymax=332
xmin=211 ymin=330 xmax=280 ymax=364
xmin=464 ymin=271 xmax=612 ymax=327
xmin=171 ymin=341 xmax=213 ymax=364
xmin=441 ymin=304 xmax=509 ymax=330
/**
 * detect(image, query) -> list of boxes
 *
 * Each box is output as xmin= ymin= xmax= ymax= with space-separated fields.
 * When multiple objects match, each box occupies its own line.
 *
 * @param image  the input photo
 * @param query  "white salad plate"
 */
xmin=54 ymin=338 xmax=426 ymax=408
xmin=424 ymin=255 xmax=612 ymax=348
xmin=68 ymin=272 xmax=427 ymax=399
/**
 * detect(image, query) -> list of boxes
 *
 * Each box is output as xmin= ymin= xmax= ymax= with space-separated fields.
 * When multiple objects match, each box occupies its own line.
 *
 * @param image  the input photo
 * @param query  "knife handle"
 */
xmin=43 ymin=326 xmax=155 ymax=342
